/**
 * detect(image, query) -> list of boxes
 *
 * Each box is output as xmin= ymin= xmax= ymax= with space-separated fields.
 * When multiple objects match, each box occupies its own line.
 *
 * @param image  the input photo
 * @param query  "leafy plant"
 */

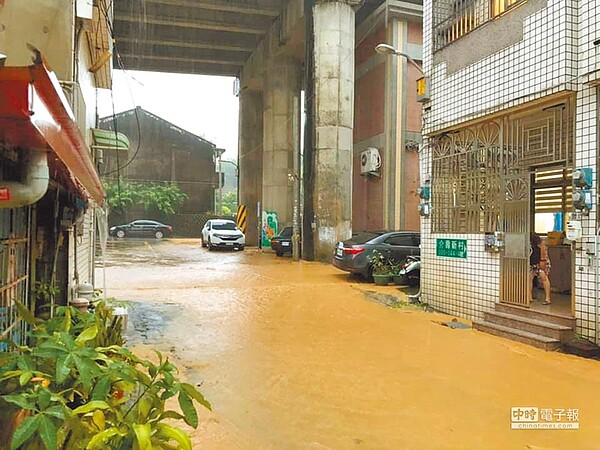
xmin=221 ymin=191 xmax=238 ymax=216
xmin=103 ymin=180 xmax=188 ymax=215
xmin=0 ymin=300 xmax=210 ymax=450
xmin=371 ymin=250 xmax=393 ymax=276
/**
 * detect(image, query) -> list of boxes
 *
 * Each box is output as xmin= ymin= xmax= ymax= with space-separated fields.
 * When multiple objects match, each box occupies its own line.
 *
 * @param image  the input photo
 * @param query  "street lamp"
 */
xmin=376 ymin=43 xmax=430 ymax=104
xmin=375 ymin=43 xmax=424 ymax=76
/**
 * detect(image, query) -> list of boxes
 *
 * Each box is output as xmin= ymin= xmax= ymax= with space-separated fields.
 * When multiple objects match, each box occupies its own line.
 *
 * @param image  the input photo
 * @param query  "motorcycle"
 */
xmin=397 ymin=255 xmax=420 ymax=287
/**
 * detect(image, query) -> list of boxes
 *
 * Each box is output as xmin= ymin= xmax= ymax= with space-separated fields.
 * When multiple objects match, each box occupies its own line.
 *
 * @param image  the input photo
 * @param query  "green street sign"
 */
xmin=436 ymin=238 xmax=467 ymax=259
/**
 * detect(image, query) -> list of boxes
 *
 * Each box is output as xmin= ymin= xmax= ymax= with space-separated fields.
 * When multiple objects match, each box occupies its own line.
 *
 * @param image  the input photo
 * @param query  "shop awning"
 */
xmin=0 ymin=61 xmax=105 ymax=205
xmin=91 ymin=128 xmax=130 ymax=151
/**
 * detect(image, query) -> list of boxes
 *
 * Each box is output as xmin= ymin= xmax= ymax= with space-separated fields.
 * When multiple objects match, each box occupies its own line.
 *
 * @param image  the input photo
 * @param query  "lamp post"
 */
xmin=214 ymin=148 xmax=225 ymax=214
xmin=375 ymin=43 xmax=425 ymax=302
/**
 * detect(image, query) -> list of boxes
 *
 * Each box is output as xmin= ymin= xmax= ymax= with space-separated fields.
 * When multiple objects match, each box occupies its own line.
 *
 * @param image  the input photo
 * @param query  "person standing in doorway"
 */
xmin=530 ymin=232 xmax=552 ymax=305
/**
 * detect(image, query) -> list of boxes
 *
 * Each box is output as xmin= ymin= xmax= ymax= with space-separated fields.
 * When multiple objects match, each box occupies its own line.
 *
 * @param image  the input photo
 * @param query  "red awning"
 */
xmin=0 ymin=62 xmax=104 ymax=205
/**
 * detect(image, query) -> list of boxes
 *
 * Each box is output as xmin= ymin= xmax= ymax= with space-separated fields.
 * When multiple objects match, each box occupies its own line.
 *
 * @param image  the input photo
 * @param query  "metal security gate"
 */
xmin=499 ymin=99 xmax=573 ymax=306
xmin=499 ymin=172 xmax=530 ymax=306
xmin=0 ymin=208 xmax=30 ymax=350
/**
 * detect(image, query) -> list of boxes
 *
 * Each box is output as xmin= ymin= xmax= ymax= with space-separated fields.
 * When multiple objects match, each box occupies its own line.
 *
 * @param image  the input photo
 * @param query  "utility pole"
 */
xmin=292 ymin=95 xmax=301 ymax=261
xmin=215 ymin=148 xmax=225 ymax=214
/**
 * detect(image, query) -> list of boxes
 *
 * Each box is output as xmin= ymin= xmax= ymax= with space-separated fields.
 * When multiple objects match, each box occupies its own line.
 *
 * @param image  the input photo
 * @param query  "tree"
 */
xmin=221 ymin=191 xmax=238 ymax=216
xmin=103 ymin=180 xmax=188 ymax=215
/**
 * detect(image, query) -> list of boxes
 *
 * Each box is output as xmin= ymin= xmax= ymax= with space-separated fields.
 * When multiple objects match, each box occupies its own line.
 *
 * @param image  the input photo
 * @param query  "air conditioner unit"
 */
xmin=360 ymin=147 xmax=381 ymax=175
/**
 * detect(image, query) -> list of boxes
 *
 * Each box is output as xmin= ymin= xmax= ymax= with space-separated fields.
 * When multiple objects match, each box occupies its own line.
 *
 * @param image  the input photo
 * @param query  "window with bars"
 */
xmin=433 ymin=0 xmax=526 ymax=52
xmin=431 ymin=101 xmax=574 ymax=234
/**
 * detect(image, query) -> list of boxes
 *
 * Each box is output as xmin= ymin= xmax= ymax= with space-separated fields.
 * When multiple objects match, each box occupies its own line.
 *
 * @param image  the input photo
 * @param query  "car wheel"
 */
xmin=116 ymin=230 xmax=126 ymax=238
xmin=202 ymin=239 xmax=207 ymax=248
xmin=238 ymin=246 xmax=244 ymax=251
xmin=208 ymin=239 xmax=214 ymax=251
xmin=154 ymin=231 xmax=164 ymax=239
xmin=276 ymin=251 xmax=283 ymax=257
xmin=365 ymin=266 xmax=374 ymax=282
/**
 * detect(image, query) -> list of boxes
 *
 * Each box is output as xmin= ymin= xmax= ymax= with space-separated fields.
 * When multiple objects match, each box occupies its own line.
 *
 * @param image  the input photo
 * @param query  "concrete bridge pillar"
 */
xmin=311 ymin=0 xmax=359 ymax=260
xmin=238 ymin=89 xmax=263 ymax=246
xmin=262 ymin=55 xmax=302 ymax=229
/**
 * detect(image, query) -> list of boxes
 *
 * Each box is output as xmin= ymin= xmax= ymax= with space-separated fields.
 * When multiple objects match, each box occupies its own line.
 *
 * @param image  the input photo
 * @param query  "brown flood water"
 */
xmin=98 ymin=239 xmax=600 ymax=449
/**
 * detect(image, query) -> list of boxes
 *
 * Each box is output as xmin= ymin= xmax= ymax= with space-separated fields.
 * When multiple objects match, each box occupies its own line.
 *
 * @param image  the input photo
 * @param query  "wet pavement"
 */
xmin=97 ymin=239 xmax=600 ymax=449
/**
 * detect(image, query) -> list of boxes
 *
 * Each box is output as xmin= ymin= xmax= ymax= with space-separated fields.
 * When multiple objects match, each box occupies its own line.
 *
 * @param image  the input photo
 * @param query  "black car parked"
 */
xmin=270 ymin=226 xmax=301 ymax=256
xmin=332 ymin=231 xmax=420 ymax=280
xmin=109 ymin=220 xmax=173 ymax=239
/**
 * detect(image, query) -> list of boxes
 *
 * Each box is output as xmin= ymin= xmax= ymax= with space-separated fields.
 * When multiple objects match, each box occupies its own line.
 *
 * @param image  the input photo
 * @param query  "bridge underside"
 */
xmin=111 ymin=0 xmax=420 ymax=261
xmin=113 ymin=0 xmax=284 ymax=77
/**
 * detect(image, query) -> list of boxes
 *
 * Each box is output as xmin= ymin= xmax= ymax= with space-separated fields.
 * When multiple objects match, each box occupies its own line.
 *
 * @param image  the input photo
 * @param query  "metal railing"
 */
xmin=0 ymin=208 xmax=31 ymax=350
xmin=433 ymin=0 xmax=526 ymax=52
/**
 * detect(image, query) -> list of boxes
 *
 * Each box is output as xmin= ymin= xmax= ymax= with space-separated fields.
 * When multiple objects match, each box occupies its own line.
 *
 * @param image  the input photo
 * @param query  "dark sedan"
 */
xmin=332 ymin=231 xmax=420 ymax=280
xmin=109 ymin=220 xmax=173 ymax=239
xmin=271 ymin=226 xmax=300 ymax=256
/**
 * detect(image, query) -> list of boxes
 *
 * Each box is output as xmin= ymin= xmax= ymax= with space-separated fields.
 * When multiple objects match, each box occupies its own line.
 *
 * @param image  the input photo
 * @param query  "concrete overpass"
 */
xmin=112 ymin=0 xmax=423 ymax=260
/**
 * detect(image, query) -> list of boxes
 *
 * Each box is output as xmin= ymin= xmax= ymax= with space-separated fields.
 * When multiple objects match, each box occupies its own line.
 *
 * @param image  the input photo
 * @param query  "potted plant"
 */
xmin=371 ymin=251 xmax=393 ymax=286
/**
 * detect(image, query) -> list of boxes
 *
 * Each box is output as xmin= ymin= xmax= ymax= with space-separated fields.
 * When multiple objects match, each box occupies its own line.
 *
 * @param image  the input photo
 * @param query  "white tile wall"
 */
xmin=424 ymin=0 xmax=579 ymax=134
xmin=421 ymin=0 xmax=600 ymax=339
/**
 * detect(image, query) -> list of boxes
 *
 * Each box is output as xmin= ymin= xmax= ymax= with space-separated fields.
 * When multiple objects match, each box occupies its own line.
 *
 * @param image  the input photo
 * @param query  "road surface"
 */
xmin=97 ymin=239 xmax=600 ymax=449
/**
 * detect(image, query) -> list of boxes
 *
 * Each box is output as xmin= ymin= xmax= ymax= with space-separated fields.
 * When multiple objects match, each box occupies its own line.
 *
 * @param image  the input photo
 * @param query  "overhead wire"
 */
xmin=97 ymin=0 xmax=143 ymax=178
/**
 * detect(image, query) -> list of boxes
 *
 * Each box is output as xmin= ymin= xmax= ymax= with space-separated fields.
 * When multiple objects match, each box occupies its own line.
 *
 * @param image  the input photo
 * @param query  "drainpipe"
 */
xmin=0 ymin=150 xmax=49 ymax=208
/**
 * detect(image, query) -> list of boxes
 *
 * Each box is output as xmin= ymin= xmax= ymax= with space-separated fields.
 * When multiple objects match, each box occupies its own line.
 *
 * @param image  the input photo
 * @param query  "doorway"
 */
xmin=499 ymin=98 xmax=574 ymax=315
xmin=530 ymin=167 xmax=573 ymax=316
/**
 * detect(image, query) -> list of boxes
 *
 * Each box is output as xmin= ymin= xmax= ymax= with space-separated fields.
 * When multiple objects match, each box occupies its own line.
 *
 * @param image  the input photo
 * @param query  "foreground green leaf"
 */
xmin=155 ymin=423 xmax=192 ymax=450
xmin=11 ymin=414 xmax=40 ymax=450
xmin=177 ymin=391 xmax=198 ymax=428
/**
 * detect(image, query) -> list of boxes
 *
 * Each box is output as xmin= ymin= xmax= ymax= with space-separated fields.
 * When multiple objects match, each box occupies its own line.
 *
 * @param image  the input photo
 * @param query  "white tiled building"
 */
xmin=420 ymin=0 xmax=599 ymax=346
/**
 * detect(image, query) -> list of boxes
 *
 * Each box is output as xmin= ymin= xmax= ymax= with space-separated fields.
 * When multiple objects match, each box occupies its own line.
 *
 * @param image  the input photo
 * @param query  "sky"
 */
xmin=97 ymin=70 xmax=240 ymax=161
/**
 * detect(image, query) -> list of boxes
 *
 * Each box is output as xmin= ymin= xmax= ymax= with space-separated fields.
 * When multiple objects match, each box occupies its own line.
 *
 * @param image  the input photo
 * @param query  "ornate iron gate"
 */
xmin=499 ymin=172 xmax=530 ymax=306
xmin=0 ymin=208 xmax=30 ymax=350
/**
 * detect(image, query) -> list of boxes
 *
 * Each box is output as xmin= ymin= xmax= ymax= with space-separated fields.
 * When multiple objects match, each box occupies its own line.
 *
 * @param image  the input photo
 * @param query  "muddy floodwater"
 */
xmin=98 ymin=239 xmax=600 ymax=449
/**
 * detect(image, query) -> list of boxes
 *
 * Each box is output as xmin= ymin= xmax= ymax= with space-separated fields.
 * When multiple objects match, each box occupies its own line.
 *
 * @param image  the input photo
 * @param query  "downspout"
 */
xmin=0 ymin=150 xmax=49 ymax=208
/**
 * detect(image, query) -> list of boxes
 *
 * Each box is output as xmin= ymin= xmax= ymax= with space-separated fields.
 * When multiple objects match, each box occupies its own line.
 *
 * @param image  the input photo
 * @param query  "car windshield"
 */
xmin=278 ymin=227 xmax=293 ymax=238
xmin=213 ymin=222 xmax=237 ymax=231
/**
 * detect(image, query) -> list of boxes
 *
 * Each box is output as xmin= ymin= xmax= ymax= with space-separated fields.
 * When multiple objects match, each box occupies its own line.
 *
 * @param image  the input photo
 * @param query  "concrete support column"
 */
xmin=262 ymin=56 xmax=301 ymax=229
xmin=238 ymin=89 xmax=264 ymax=246
xmin=312 ymin=0 xmax=359 ymax=260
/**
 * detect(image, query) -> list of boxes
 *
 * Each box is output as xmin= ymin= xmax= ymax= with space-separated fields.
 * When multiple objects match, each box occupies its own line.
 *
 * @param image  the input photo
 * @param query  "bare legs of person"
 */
xmin=538 ymin=271 xmax=551 ymax=305
xmin=530 ymin=270 xmax=551 ymax=305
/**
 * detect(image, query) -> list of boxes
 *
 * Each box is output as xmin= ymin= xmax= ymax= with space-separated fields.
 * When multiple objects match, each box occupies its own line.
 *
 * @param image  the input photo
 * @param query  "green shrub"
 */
xmin=0 ymin=301 xmax=210 ymax=450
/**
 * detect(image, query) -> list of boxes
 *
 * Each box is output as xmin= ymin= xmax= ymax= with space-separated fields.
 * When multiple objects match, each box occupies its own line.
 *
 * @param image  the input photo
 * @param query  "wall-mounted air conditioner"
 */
xmin=360 ymin=147 xmax=381 ymax=175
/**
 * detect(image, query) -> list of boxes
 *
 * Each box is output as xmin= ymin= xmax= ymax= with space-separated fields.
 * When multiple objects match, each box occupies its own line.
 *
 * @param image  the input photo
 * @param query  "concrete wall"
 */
xmin=354 ymin=25 xmax=386 ymax=231
xmin=353 ymin=16 xmax=422 ymax=233
xmin=0 ymin=0 xmax=75 ymax=80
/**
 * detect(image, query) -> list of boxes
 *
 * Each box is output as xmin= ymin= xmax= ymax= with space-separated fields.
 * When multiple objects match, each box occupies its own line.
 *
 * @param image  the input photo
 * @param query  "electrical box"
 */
xmin=360 ymin=147 xmax=381 ymax=175
xmin=566 ymin=220 xmax=582 ymax=241
xmin=573 ymin=190 xmax=592 ymax=212
xmin=418 ymin=202 xmax=430 ymax=217
xmin=484 ymin=231 xmax=504 ymax=252
xmin=416 ymin=77 xmax=431 ymax=103
xmin=418 ymin=183 xmax=431 ymax=200
xmin=76 ymin=0 xmax=93 ymax=20
xmin=572 ymin=167 xmax=593 ymax=189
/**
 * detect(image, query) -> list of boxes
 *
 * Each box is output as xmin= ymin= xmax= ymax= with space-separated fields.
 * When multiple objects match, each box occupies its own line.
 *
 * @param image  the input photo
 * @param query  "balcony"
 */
xmin=433 ymin=0 xmax=526 ymax=52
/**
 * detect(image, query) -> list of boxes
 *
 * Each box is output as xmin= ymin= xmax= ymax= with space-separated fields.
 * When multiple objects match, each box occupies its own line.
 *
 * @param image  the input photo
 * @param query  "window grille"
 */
xmin=431 ymin=101 xmax=574 ymax=233
xmin=433 ymin=0 xmax=526 ymax=52
xmin=0 ymin=208 xmax=31 ymax=351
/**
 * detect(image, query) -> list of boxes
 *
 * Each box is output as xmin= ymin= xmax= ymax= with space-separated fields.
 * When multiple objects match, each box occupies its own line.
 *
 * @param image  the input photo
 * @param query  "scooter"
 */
xmin=397 ymin=255 xmax=420 ymax=287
